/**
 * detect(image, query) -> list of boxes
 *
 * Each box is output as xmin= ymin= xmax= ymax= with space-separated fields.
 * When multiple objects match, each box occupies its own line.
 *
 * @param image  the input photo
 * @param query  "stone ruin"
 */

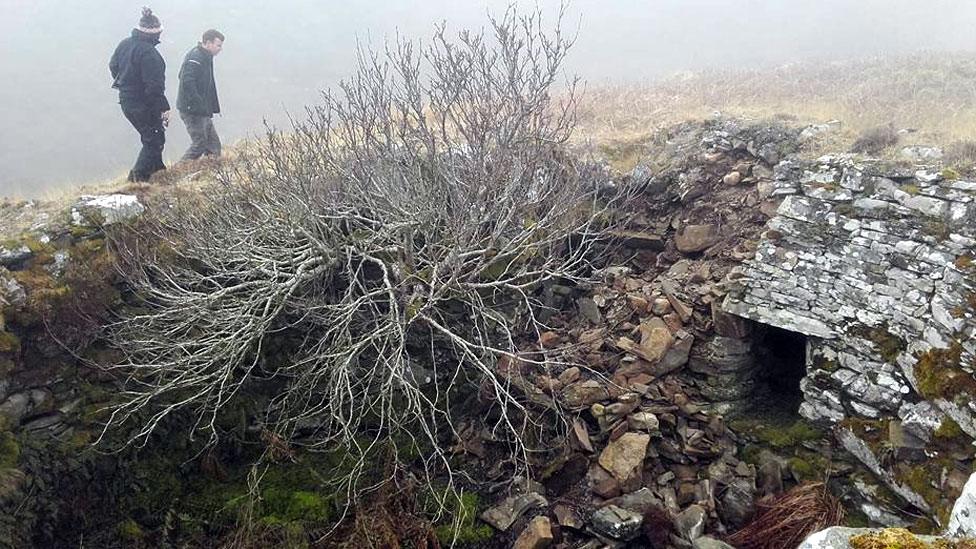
xmin=721 ymin=154 xmax=976 ymax=526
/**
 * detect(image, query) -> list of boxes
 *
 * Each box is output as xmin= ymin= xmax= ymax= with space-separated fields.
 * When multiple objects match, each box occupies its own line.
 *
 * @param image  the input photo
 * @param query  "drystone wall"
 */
xmin=723 ymin=156 xmax=976 ymax=525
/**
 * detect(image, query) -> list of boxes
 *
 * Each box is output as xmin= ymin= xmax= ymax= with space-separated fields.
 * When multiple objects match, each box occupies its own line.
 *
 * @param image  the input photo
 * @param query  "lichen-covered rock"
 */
xmin=946 ymin=472 xmax=976 ymax=538
xmin=0 ymin=246 xmax=31 ymax=269
xmin=70 ymin=194 xmax=145 ymax=227
xmin=799 ymin=527 xmax=945 ymax=549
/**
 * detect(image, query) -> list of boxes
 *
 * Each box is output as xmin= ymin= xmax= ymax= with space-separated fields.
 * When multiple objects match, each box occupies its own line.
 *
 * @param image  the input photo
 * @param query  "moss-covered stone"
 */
xmin=116 ymin=518 xmax=144 ymax=542
xmin=941 ymin=168 xmax=962 ymax=181
xmin=934 ymin=417 xmax=965 ymax=440
xmin=0 ymin=331 xmax=20 ymax=354
xmin=731 ymin=418 xmax=824 ymax=449
xmin=0 ymin=431 xmax=20 ymax=469
xmin=788 ymin=452 xmax=831 ymax=482
xmin=848 ymin=324 xmax=907 ymax=363
xmin=915 ymin=342 xmax=976 ymax=401
xmin=849 ymin=527 xmax=976 ymax=549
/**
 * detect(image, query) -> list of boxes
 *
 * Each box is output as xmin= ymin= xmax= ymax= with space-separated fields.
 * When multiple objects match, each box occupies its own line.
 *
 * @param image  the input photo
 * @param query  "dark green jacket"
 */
xmin=110 ymin=30 xmax=170 ymax=114
xmin=176 ymin=46 xmax=220 ymax=116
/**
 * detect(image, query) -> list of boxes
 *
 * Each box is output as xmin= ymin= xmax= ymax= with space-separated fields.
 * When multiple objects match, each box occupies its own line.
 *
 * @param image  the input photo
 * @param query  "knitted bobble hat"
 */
xmin=138 ymin=7 xmax=162 ymax=33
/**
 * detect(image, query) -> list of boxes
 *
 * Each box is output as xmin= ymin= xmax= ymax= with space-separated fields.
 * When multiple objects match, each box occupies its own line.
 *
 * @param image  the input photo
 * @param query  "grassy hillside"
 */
xmin=575 ymin=52 xmax=976 ymax=171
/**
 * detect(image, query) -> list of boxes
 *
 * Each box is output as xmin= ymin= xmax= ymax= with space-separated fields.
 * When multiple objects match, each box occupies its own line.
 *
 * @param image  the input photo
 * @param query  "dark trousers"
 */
xmin=180 ymin=112 xmax=222 ymax=161
xmin=121 ymin=100 xmax=166 ymax=182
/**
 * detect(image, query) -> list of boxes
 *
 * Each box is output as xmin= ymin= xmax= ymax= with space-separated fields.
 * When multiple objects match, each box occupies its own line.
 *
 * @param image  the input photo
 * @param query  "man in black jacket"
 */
xmin=177 ymin=29 xmax=224 ymax=161
xmin=109 ymin=7 xmax=171 ymax=182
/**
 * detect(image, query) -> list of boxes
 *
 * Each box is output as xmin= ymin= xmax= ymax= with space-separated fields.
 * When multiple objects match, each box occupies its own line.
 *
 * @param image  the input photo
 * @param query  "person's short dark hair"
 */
xmin=202 ymin=29 xmax=224 ymax=43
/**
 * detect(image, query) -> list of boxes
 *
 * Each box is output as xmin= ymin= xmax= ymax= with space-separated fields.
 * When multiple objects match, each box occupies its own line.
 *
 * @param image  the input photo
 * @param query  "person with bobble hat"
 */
xmin=109 ymin=7 xmax=171 ymax=182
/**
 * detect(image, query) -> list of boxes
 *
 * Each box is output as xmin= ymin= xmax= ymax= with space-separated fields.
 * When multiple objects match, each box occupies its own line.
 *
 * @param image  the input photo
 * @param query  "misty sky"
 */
xmin=2 ymin=0 xmax=976 ymax=197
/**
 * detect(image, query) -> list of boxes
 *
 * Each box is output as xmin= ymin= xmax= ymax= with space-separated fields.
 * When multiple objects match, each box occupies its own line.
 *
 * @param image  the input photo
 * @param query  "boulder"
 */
xmin=723 ymin=171 xmax=743 ymax=186
xmin=0 ymin=245 xmax=31 ymax=269
xmin=598 ymin=432 xmax=650 ymax=489
xmin=946 ymin=472 xmax=976 ymax=538
xmin=638 ymin=317 xmax=674 ymax=363
xmin=674 ymin=504 xmax=706 ymax=541
xmin=513 ymin=516 xmax=553 ymax=549
xmin=71 ymin=194 xmax=145 ymax=227
xmin=694 ymin=536 xmax=736 ymax=549
xmin=675 ymin=224 xmax=720 ymax=253
xmin=562 ymin=381 xmax=609 ymax=408
xmin=590 ymin=505 xmax=643 ymax=541
xmin=481 ymin=493 xmax=548 ymax=531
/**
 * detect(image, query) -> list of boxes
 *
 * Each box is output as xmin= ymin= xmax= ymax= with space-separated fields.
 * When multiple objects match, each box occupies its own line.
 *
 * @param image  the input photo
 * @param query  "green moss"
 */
xmin=759 ymin=420 xmax=823 ymax=448
xmin=117 ymin=519 xmax=144 ymax=542
xmin=914 ymin=342 xmax=976 ymax=401
xmin=261 ymin=489 xmax=331 ymax=524
xmin=431 ymin=491 xmax=494 ymax=546
xmin=788 ymin=452 xmax=831 ymax=481
xmin=843 ymin=508 xmax=871 ymax=528
xmin=738 ymin=444 xmax=763 ymax=465
xmin=901 ymin=184 xmax=921 ymax=195
xmin=0 ymin=331 xmax=20 ymax=354
xmin=840 ymin=418 xmax=888 ymax=451
xmin=848 ymin=324 xmax=907 ymax=362
xmin=0 ymin=431 xmax=20 ymax=468
xmin=897 ymin=466 xmax=940 ymax=508
xmin=850 ymin=527 xmax=976 ymax=549
xmin=934 ymin=417 xmax=965 ymax=440
xmin=941 ymin=168 xmax=962 ymax=181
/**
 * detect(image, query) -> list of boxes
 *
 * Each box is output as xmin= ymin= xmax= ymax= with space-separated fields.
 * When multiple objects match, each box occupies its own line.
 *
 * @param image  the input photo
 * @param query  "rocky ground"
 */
xmin=1 ymin=118 xmax=975 ymax=548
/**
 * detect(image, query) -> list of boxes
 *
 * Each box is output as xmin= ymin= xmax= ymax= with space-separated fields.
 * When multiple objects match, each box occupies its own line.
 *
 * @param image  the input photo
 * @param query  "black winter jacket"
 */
xmin=176 ymin=46 xmax=220 ymax=116
xmin=109 ymin=30 xmax=170 ymax=114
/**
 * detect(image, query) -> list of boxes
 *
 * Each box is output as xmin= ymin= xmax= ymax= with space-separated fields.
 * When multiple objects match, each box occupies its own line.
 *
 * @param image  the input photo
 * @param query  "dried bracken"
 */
xmin=726 ymin=482 xmax=844 ymax=549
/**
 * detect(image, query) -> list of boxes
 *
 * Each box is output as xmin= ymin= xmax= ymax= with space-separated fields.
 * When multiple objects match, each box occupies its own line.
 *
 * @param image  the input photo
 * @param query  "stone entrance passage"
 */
xmin=752 ymin=324 xmax=807 ymax=415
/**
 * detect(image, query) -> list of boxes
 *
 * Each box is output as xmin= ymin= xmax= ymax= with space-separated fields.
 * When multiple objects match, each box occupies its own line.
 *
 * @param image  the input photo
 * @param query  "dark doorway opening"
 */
xmin=752 ymin=324 xmax=807 ymax=416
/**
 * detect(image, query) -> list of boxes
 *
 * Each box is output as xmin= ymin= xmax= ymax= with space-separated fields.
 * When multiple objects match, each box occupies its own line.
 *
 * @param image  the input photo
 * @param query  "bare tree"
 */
xmin=101 ymin=6 xmax=627 ymax=538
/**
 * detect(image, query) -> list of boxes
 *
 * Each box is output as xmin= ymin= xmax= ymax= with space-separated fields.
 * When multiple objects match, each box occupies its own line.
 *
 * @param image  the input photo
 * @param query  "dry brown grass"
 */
xmin=574 ymin=53 xmax=976 ymax=170
xmin=726 ymin=482 xmax=845 ymax=549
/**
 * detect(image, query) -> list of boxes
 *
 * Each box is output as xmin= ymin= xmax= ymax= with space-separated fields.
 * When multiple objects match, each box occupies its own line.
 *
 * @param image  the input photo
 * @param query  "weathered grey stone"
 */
xmin=0 ymin=272 xmax=26 ymax=308
xmin=71 ymin=194 xmax=145 ymax=227
xmin=578 ymin=297 xmax=603 ymax=325
xmin=900 ymin=146 xmax=943 ymax=162
xmin=946 ymin=472 xmax=976 ymax=538
xmin=897 ymin=401 xmax=944 ymax=443
xmin=0 ymin=393 xmax=30 ymax=424
xmin=656 ymin=330 xmax=693 ymax=375
xmin=480 ymin=493 xmax=548 ymax=531
xmin=693 ymin=536 xmax=736 ymax=549
xmin=0 ymin=245 xmax=31 ymax=268
xmin=673 ymin=504 xmax=706 ymax=541
xmin=590 ymin=505 xmax=643 ymax=541
xmin=609 ymin=487 xmax=664 ymax=515
xmin=718 ymin=478 xmax=755 ymax=529
xmin=799 ymin=527 xmax=944 ymax=549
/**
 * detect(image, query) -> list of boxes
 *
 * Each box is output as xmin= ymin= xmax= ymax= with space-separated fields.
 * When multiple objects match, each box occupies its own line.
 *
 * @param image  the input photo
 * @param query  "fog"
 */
xmin=2 ymin=0 xmax=976 ymax=197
